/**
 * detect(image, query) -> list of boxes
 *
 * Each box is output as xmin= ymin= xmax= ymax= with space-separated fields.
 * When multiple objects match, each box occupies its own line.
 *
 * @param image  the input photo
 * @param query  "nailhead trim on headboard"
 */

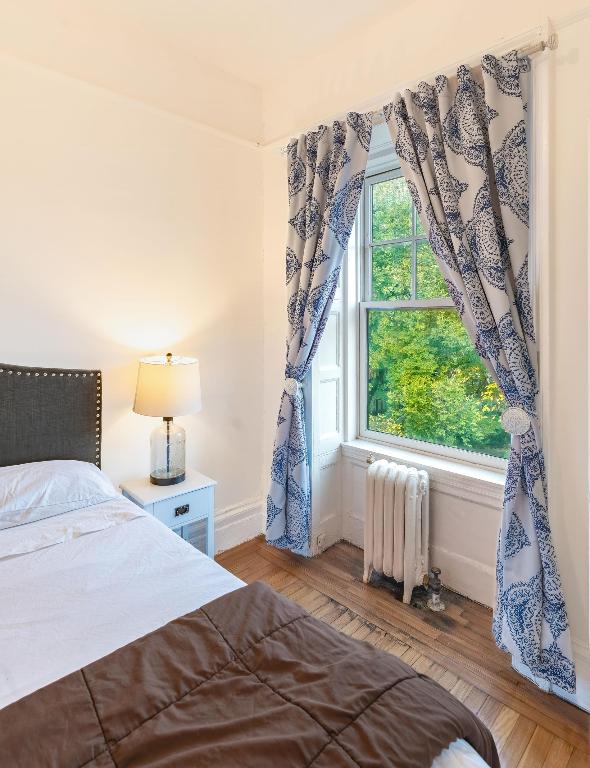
xmin=0 ymin=365 xmax=103 ymax=468
xmin=96 ymin=372 xmax=101 ymax=466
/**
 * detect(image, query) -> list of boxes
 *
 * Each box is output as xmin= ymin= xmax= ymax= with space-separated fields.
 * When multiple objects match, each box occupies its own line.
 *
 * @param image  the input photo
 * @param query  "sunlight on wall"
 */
xmin=103 ymin=318 xmax=188 ymax=353
xmin=0 ymin=52 xmax=263 ymax=511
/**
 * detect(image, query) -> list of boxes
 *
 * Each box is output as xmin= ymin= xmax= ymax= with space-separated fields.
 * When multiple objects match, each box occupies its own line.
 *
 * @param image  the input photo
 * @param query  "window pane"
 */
xmin=367 ymin=309 xmax=510 ymax=458
xmin=371 ymin=244 xmax=412 ymax=301
xmin=372 ymin=178 xmax=412 ymax=241
xmin=416 ymin=241 xmax=448 ymax=299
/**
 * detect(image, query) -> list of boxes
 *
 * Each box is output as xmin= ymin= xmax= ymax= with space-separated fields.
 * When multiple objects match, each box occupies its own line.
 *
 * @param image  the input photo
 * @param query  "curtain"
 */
xmin=266 ymin=114 xmax=373 ymax=554
xmin=384 ymin=52 xmax=575 ymax=693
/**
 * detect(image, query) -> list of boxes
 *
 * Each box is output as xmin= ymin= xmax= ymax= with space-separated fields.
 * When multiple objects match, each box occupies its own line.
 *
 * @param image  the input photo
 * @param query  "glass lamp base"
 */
xmin=149 ymin=418 xmax=186 ymax=486
xmin=150 ymin=469 xmax=186 ymax=486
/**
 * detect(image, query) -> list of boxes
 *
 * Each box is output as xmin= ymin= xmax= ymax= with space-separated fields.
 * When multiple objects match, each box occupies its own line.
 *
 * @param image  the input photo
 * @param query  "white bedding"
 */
xmin=0 ymin=494 xmax=243 ymax=709
xmin=0 ymin=490 xmax=489 ymax=768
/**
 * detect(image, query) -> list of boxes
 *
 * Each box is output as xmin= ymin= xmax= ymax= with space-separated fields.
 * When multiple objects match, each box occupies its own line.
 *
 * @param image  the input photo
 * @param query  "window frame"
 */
xmin=357 ymin=166 xmax=508 ymax=471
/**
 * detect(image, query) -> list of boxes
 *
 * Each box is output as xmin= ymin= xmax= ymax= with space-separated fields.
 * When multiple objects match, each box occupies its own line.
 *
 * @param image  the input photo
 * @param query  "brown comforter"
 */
xmin=0 ymin=582 xmax=499 ymax=767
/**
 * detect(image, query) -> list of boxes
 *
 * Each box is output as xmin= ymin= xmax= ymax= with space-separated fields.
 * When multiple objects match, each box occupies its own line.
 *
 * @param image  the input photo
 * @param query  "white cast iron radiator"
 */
xmin=364 ymin=458 xmax=430 ymax=604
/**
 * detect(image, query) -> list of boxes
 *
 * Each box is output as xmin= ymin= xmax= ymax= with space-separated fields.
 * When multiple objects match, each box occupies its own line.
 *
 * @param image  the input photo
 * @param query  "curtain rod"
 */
xmin=277 ymin=31 xmax=558 ymax=154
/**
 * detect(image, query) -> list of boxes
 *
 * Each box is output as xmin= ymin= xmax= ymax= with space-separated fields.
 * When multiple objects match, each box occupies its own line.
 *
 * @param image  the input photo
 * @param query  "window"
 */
xmin=359 ymin=167 xmax=510 ymax=462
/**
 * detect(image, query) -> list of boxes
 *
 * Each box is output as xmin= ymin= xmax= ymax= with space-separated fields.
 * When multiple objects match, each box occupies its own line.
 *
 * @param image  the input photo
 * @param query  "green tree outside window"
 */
xmin=365 ymin=174 xmax=510 ymax=459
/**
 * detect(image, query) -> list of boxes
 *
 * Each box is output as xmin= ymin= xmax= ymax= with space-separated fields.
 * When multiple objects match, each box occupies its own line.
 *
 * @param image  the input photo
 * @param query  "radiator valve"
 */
xmin=427 ymin=567 xmax=446 ymax=612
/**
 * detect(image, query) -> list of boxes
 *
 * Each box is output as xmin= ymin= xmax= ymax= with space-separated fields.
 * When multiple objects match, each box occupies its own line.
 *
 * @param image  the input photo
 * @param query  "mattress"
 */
xmin=0 ymin=492 xmax=490 ymax=767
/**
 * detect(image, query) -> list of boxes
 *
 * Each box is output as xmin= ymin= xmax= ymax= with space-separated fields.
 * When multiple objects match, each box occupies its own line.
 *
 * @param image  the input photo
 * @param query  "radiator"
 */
xmin=363 ymin=459 xmax=429 ymax=604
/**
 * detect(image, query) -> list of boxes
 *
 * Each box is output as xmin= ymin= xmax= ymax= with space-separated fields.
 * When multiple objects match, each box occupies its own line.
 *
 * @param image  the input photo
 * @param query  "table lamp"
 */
xmin=133 ymin=353 xmax=202 ymax=485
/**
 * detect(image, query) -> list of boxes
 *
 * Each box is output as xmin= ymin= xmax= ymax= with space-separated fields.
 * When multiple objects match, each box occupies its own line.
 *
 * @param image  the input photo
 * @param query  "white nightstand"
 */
xmin=120 ymin=470 xmax=216 ymax=557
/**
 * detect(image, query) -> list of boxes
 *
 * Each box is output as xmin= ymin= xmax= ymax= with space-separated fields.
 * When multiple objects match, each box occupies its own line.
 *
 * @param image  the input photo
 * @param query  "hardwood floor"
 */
xmin=216 ymin=536 xmax=590 ymax=766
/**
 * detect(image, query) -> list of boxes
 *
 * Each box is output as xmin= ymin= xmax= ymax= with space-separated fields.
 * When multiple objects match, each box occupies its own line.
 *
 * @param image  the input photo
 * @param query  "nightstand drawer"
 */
xmin=152 ymin=486 xmax=213 ymax=529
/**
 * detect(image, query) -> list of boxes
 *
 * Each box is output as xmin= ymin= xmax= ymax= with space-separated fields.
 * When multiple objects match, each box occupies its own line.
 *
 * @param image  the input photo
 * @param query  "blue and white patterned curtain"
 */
xmin=266 ymin=114 xmax=372 ymax=554
xmin=384 ymin=52 xmax=575 ymax=692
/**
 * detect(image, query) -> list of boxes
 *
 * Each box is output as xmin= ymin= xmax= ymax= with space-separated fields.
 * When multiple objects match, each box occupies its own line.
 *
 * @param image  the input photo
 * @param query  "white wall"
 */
xmin=261 ymin=1 xmax=590 ymax=683
xmin=550 ymin=12 xmax=590 ymax=669
xmin=262 ymin=149 xmax=289 ymax=508
xmin=0 ymin=53 xmax=264 ymax=524
xmin=0 ymin=1 xmax=263 ymax=144
xmin=261 ymin=1 xmax=590 ymax=144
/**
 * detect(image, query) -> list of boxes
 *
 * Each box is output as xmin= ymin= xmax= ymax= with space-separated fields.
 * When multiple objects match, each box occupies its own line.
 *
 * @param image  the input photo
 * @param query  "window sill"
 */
xmin=341 ymin=439 xmax=505 ymax=509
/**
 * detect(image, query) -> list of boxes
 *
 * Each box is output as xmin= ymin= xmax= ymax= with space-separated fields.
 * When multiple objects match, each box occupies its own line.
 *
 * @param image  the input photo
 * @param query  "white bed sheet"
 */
xmin=0 ymin=494 xmax=489 ymax=768
xmin=0 ymin=495 xmax=244 ymax=709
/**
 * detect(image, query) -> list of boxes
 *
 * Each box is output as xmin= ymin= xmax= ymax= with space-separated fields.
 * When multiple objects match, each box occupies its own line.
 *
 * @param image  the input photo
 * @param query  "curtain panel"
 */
xmin=384 ymin=52 xmax=575 ymax=692
xmin=266 ymin=114 xmax=372 ymax=554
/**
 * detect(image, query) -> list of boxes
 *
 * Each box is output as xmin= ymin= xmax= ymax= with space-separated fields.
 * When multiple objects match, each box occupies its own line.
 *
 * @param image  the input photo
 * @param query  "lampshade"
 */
xmin=133 ymin=354 xmax=202 ymax=417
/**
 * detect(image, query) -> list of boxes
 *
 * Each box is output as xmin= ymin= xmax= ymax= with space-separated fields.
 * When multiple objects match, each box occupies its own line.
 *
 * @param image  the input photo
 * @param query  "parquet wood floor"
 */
xmin=217 ymin=536 xmax=590 ymax=766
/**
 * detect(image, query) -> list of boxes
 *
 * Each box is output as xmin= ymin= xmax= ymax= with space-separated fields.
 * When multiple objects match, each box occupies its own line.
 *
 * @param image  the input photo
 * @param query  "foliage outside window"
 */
xmin=362 ymin=170 xmax=510 ymax=460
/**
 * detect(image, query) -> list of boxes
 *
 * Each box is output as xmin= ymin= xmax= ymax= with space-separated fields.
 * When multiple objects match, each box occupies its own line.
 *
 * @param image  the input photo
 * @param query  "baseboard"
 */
xmin=339 ymin=521 xmax=496 ymax=609
xmin=554 ymin=639 xmax=590 ymax=713
xmin=342 ymin=515 xmax=364 ymax=549
xmin=430 ymin=544 xmax=495 ymax=608
xmin=215 ymin=497 xmax=264 ymax=554
xmin=511 ymin=639 xmax=590 ymax=713
xmin=570 ymin=639 xmax=590 ymax=712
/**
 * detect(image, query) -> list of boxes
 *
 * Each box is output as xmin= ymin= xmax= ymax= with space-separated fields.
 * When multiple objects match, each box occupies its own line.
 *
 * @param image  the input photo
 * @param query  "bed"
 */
xmin=0 ymin=364 xmax=498 ymax=767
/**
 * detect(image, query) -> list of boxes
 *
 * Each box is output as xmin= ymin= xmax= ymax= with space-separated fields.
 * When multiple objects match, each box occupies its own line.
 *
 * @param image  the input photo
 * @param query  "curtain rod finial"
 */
xmin=545 ymin=32 xmax=558 ymax=50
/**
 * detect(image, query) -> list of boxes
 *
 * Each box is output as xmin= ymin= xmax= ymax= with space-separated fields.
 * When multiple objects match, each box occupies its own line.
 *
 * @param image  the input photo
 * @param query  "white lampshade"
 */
xmin=133 ymin=354 xmax=202 ymax=417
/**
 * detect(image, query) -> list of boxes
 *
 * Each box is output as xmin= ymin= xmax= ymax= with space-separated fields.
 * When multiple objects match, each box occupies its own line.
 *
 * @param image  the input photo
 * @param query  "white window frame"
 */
xmin=357 ymin=165 xmax=508 ymax=472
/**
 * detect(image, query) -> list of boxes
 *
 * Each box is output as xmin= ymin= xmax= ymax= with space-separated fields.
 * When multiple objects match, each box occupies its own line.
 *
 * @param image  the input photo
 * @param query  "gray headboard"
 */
xmin=0 ymin=364 xmax=102 ymax=468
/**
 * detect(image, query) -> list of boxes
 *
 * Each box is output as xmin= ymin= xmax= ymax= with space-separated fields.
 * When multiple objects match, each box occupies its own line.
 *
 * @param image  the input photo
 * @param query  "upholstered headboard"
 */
xmin=0 ymin=364 xmax=102 ymax=468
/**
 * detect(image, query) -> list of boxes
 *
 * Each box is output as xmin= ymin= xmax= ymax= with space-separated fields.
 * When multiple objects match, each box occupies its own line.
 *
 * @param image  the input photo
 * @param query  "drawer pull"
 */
xmin=175 ymin=503 xmax=190 ymax=517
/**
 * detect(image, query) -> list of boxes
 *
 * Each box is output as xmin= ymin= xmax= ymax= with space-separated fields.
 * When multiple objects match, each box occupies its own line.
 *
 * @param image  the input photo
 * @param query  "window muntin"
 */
xmin=360 ymin=168 xmax=510 ymax=462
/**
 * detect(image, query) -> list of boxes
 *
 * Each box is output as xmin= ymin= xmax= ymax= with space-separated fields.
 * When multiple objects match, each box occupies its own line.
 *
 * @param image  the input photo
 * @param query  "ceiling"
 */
xmin=92 ymin=0 xmax=399 ymax=88
xmin=0 ymin=0 xmax=403 ymax=142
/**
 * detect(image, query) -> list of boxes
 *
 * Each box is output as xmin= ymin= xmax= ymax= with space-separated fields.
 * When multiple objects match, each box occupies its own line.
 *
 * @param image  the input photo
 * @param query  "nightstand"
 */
xmin=120 ymin=470 xmax=216 ymax=557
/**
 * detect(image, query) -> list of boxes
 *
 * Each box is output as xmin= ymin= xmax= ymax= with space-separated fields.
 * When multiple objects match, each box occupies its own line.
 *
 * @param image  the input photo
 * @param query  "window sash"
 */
xmin=369 ymin=235 xmax=429 ymax=248
xmin=362 ymin=299 xmax=455 ymax=311
xmin=364 ymin=167 xmax=425 ymax=303
xmin=357 ymin=305 xmax=508 ymax=470
xmin=358 ymin=168 xmax=508 ymax=471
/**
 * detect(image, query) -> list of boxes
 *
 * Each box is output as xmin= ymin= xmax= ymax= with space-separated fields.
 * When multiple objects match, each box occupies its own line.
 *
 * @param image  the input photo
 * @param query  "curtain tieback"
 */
xmin=500 ymin=406 xmax=531 ymax=435
xmin=284 ymin=378 xmax=302 ymax=396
